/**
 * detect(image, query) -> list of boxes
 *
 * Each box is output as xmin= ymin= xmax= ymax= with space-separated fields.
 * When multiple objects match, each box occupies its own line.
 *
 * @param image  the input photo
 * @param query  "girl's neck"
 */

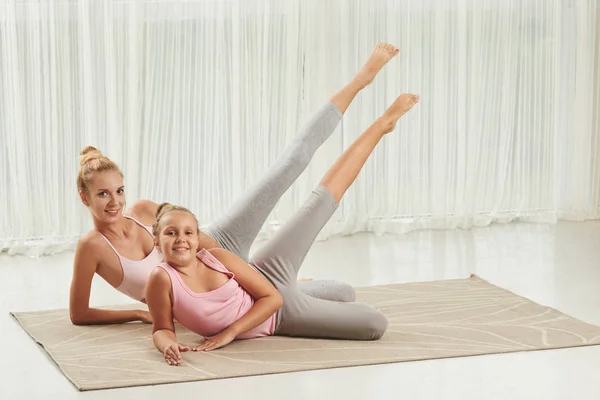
xmin=168 ymin=256 xmax=200 ymax=274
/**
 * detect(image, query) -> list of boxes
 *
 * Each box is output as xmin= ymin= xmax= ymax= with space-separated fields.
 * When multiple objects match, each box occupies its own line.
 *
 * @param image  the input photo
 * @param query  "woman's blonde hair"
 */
xmin=77 ymin=146 xmax=123 ymax=192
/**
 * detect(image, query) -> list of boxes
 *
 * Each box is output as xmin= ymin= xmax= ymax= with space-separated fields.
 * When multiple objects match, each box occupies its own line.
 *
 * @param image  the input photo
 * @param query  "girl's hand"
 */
xmin=193 ymin=330 xmax=237 ymax=352
xmin=163 ymin=342 xmax=190 ymax=366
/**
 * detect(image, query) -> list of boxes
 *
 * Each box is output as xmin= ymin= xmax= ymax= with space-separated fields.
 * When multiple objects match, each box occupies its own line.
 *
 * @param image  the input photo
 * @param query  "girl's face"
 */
xmin=156 ymin=211 xmax=200 ymax=267
xmin=80 ymin=170 xmax=126 ymax=224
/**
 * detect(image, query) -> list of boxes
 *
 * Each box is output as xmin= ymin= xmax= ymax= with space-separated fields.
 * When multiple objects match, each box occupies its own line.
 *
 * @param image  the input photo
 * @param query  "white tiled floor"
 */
xmin=3 ymin=221 xmax=600 ymax=399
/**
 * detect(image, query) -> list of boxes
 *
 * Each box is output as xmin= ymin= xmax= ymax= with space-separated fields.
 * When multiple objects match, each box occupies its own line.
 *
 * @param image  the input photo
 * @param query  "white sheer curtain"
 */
xmin=1 ymin=0 xmax=599 ymax=256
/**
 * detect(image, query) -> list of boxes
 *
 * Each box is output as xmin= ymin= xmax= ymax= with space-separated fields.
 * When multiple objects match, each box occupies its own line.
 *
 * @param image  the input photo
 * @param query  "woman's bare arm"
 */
xmin=69 ymin=234 xmax=150 ymax=325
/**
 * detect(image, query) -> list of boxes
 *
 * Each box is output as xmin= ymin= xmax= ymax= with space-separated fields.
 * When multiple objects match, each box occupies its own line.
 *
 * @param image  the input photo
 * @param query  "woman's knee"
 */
xmin=362 ymin=310 xmax=388 ymax=340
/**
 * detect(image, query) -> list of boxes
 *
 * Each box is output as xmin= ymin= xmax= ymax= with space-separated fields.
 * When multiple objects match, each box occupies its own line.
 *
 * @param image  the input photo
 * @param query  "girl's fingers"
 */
xmin=201 ymin=342 xmax=217 ymax=352
xmin=192 ymin=337 xmax=221 ymax=352
xmin=164 ymin=348 xmax=182 ymax=365
xmin=195 ymin=341 xmax=210 ymax=351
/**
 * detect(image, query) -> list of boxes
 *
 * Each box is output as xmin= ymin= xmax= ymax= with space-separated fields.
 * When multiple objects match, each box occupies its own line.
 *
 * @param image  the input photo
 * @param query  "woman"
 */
xmin=148 ymin=92 xmax=420 ymax=365
xmin=69 ymin=43 xmax=401 ymax=325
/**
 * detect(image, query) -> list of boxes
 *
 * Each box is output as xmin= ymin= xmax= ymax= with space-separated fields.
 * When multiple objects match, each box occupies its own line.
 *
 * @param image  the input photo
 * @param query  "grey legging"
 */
xmin=204 ymin=102 xmax=356 ymax=303
xmin=250 ymin=186 xmax=388 ymax=341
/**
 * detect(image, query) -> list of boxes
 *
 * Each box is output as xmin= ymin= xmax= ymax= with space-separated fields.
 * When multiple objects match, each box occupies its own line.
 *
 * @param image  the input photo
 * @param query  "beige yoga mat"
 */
xmin=11 ymin=275 xmax=600 ymax=391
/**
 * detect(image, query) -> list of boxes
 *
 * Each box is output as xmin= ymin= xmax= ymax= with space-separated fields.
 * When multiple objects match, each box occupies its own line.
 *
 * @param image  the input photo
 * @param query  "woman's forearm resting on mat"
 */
xmin=69 ymin=307 xmax=146 ymax=325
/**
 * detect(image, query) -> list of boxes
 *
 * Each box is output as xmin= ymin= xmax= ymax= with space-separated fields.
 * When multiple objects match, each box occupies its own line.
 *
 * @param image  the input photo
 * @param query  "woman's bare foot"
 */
xmin=379 ymin=94 xmax=420 ymax=133
xmin=353 ymin=42 xmax=400 ymax=89
xmin=329 ymin=42 xmax=400 ymax=114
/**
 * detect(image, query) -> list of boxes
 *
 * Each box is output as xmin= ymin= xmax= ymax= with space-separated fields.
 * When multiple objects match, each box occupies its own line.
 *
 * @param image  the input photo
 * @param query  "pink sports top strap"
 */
xmin=196 ymin=248 xmax=233 ymax=277
xmin=124 ymin=215 xmax=154 ymax=236
xmin=96 ymin=230 xmax=119 ymax=254
xmin=95 ymin=215 xmax=153 ymax=257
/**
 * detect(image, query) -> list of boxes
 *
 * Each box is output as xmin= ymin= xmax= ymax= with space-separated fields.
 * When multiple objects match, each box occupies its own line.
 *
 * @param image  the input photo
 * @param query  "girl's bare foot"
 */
xmin=353 ymin=42 xmax=400 ymax=89
xmin=380 ymin=94 xmax=420 ymax=133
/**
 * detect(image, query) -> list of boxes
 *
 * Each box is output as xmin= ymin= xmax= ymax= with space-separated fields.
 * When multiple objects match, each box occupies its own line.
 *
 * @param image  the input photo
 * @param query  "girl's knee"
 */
xmin=299 ymin=280 xmax=356 ymax=302
xmin=337 ymin=282 xmax=356 ymax=302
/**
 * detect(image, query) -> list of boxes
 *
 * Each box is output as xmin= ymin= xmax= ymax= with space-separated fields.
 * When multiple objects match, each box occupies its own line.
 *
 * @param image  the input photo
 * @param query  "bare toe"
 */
xmin=354 ymin=42 xmax=400 ymax=88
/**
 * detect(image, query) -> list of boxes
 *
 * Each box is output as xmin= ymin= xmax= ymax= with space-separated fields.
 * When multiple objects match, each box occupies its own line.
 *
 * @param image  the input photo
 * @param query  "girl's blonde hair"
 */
xmin=152 ymin=203 xmax=200 ymax=238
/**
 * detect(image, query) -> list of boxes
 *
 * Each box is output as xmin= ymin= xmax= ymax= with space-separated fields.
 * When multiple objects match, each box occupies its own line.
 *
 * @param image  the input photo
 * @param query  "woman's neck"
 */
xmin=94 ymin=215 xmax=131 ymax=240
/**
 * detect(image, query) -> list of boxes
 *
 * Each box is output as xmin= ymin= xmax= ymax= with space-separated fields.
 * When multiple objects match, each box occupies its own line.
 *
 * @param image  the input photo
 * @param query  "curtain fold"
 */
xmin=1 ymin=0 xmax=599 ymax=256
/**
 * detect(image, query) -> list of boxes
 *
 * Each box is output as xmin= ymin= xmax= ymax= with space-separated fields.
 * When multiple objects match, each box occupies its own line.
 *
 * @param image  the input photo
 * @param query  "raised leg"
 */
xmin=321 ymin=93 xmax=420 ymax=203
xmin=205 ymin=43 xmax=401 ymax=262
xmin=204 ymin=103 xmax=342 ymax=261
xmin=250 ymin=93 xmax=420 ymax=289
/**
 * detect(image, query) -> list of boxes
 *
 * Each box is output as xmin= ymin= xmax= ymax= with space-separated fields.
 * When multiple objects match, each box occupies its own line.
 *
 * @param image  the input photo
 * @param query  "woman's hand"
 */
xmin=193 ymin=330 xmax=237 ymax=352
xmin=162 ymin=342 xmax=190 ymax=366
xmin=136 ymin=310 xmax=153 ymax=324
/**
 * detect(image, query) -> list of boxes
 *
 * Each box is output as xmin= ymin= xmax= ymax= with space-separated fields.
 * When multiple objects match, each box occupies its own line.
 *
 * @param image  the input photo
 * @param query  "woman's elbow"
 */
xmin=70 ymin=315 xmax=87 ymax=326
xmin=69 ymin=308 xmax=89 ymax=326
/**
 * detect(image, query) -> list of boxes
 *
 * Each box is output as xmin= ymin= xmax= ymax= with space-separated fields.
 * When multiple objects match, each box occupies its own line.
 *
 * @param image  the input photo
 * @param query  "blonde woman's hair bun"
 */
xmin=79 ymin=146 xmax=103 ymax=167
xmin=77 ymin=146 xmax=122 ymax=192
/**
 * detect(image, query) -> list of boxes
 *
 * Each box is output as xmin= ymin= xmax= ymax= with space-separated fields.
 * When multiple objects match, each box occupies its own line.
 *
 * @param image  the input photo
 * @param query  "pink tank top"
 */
xmin=97 ymin=216 xmax=163 ymax=302
xmin=157 ymin=249 xmax=276 ymax=339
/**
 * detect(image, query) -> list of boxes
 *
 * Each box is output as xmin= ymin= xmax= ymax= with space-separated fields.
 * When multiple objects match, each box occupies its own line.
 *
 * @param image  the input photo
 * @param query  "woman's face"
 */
xmin=80 ymin=170 xmax=126 ymax=224
xmin=156 ymin=211 xmax=200 ymax=267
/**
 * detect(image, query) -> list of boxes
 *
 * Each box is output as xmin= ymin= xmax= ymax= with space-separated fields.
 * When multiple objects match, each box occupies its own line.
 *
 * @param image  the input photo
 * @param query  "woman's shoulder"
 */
xmin=73 ymin=230 xmax=106 ymax=266
xmin=126 ymin=200 xmax=159 ymax=226
xmin=76 ymin=230 xmax=104 ymax=251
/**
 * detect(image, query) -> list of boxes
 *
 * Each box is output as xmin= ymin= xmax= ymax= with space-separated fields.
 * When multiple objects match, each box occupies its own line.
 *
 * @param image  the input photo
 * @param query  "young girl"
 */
xmin=147 ymin=92 xmax=420 ymax=365
xmin=70 ymin=43 xmax=401 ymax=325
